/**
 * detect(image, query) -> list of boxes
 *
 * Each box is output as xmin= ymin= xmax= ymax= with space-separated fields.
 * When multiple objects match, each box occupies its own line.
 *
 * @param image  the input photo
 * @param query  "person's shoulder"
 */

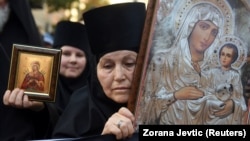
xmin=71 ymin=85 xmax=91 ymax=98
xmin=76 ymin=85 xmax=90 ymax=92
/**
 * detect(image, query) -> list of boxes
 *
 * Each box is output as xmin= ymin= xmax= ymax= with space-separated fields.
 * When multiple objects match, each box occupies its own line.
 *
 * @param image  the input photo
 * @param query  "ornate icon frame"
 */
xmin=128 ymin=0 xmax=250 ymax=125
xmin=8 ymin=44 xmax=61 ymax=102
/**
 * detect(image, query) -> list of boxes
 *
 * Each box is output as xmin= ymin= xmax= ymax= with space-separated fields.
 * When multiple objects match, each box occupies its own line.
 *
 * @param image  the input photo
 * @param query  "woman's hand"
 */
xmin=102 ymin=107 xmax=135 ymax=140
xmin=175 ymin=86 xmax=204 ymax=100
xmin=3 ymin=88 xmax=44 ymax=111
xmin=214 ymin=99 xmax=234 ymax=118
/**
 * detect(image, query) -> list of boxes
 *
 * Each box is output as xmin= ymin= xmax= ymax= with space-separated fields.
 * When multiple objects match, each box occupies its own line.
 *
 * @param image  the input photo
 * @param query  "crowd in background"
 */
xmin=0 ymin=0 xmax=146 ymax=140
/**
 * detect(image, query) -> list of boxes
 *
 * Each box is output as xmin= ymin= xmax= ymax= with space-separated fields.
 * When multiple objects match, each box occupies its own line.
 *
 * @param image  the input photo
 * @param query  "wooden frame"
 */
xmin=8 ymin=44 xmax=61 ymax=102
xmin=128 ymin=0 xmax=250 ymax=125
xmin=241 ymin=0 xmax=250 ymax=11
xmin=127 ymin=0 xmax=158 ymax=114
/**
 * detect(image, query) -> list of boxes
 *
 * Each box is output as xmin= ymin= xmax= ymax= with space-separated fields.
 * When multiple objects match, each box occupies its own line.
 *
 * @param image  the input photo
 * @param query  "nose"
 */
xmin=203 ymin=31 xmax=211 ymax=42
xmin=221 ymin=55 xmax=226 ymax=60
xmin=69 ymin=54 xmax=77 ymax=62
xmin=204 ymin=30 xmax=216 ymax=44
xmin=114 ymin=65 xmax=125 ymax=81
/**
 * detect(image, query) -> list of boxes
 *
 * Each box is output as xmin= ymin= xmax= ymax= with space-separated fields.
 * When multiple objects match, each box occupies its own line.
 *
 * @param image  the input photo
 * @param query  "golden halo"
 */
xmin=174 ymin=0 xmax=234 ymax=35
xmin=212 ymin=35 xmax=248 ymax=70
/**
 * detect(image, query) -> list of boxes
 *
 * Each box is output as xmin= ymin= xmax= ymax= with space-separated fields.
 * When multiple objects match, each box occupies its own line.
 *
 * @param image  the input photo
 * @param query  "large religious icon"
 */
xmin=128 ymin=0 xmax=250 ymax=126
xmin=8 ymin=44 xmax=61 ymax=102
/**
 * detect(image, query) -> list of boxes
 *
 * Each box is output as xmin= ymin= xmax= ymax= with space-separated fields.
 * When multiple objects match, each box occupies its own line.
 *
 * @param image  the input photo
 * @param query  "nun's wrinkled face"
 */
xmin=97 ymin=50 xmax=137 ymax=104
xmin=60 ymin=46 xmax=87 ymax=78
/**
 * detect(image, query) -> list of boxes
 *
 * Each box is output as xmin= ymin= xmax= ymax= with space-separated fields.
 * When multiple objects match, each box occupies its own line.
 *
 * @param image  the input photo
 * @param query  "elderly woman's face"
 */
xmin=189 ymin=20 xmax=219 ymax=53
xmin=97 ymin=50 xmax=137 ymax=103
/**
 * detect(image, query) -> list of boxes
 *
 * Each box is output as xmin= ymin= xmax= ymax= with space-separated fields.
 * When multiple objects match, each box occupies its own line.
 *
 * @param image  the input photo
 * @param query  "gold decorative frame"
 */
xmin=241 ymin=0 xmax=250 ymax=11
xmin=8 ymin=44 xmax=61 ymax=102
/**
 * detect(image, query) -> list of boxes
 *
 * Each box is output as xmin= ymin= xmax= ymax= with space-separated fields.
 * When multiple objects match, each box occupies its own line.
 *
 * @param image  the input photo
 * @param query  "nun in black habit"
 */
xmin=51 ymin=2 xmax=146 ymax=140
xmin=42 ymin=21 xmax=94 ymax=138
xmin=0 ymin=0 xmax=48 ymax=140
xmin=0 ymin=0 xmax=42 ymax=97
xmin=52 ymin=21 xmax=93 ymax=115
xmin=2 ymin=20 xmax=94 ymax=140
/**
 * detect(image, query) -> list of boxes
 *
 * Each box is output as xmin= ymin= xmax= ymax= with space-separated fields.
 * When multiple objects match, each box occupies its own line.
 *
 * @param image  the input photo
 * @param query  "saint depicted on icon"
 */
xmin=21 ymin=61 xmax=45 ymax=92
xmin=135 ymin=0 xmax=249 ymax=125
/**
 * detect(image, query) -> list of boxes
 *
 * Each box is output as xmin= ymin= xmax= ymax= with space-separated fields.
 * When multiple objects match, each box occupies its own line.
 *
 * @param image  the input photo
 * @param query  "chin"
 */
xmin=115 ymin=96 xmax=129 ymax=104
xmin=66 ymin=73 xmax=80 ymax=78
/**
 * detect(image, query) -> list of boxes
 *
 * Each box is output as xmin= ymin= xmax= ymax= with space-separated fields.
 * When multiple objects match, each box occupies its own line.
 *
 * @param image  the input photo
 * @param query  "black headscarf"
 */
xmin=52 ymin=2 xmax=146 ymax=138
xmin=83 ymin=2 xmax=145 ymax=62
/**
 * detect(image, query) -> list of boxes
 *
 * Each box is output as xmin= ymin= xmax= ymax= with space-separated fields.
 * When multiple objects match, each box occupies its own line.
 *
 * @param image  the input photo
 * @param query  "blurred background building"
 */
xmin=30 ymin=0 xmax=148 ymax=44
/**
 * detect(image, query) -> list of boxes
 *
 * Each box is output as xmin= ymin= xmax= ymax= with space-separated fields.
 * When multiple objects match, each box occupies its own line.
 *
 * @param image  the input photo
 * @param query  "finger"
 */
xmin=190 ymin=89 xmax=204 ymax=98
xmin=3 ymin=90 xmax=11 ymax=105
xmin=117 ymin=116 xmax=135 ymax=138
xmin=192 ymin=88 xmax=204 ymax=94
xmin=127 ymin=120 xmax=135 ymax=137
xmin=116 ymin=120 xmax=127 ymax=139
xmin=118 ymin=107 xmax=135 ymax=122
xmin=102 ymin=111 xmax=135 ymax=140
xmin=214 ymin=110 xmax=227 ymax=117
xmin=8 ymin=88 xmax=20 ymax=105
xmin=102 ymin=116 xmax=122 ymax=139
xmin=214 ymin=111 xmax=222 ymax=116
xmin=105 ymin=119 xmax=122 ymax=140
xmin=23 ymin=94 xmax=31 ymax=108
xmin=114 ymin=125 xmax=123 ymax=140
xmin=15 ymin=89 xmax=25 ymax=108
xmin=117 ymin=119 xmax=129 ymax=138
xmin=120 ymin=120 xmax=135 ymax=138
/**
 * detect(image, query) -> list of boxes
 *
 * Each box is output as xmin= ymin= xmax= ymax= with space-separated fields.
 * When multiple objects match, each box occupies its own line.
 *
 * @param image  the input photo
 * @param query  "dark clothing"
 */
xmin=47 ymin=74 xmax=93 ymax=138
xmin=79 ymin=133 xmax=139 ymax=141
xmin=48 ymin=21 xmax=94 ymax=139
xmin=0 ymin=0 xmax=47 ymax=140
xmin=54 ymin=72 xmax=90 ymax=114
xmin=48 ymin=68 xmax=93 ymax=138
xmin=52 ymin=71 xmax=126 ymax=138
xmin=52 ymin=21 xmax=93 ymax=115
xmin=51 ymin=2 xmax=146 ymax=139
xmin=33 ymin=133 xmax=139 ymax=141
xmin=0 ymin=0 xmax=42 ymax=95
xmin=47 ymin=49 xmax=94 ymax=134
xmin=51 ymin=85 xmax=92 ymax=138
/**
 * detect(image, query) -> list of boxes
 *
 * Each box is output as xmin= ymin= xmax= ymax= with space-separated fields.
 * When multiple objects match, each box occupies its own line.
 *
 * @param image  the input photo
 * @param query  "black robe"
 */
xmin=51 ymin=67 xmax=128 ymax=139
xmin=0 ymin=0 xmax=42 ymax=96
xmin=44 ymin=28 xmax=95 ymax=138
xmin=0 ymin=0 xmax=49 ymax=140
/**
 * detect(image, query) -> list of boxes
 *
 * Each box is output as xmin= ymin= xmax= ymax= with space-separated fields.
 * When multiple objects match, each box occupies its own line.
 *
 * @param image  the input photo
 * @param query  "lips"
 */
xmin=68 ymin=67 xmax=77 ymax=70
xmin=200 ymin=42 xmax=208 ymax=49
xmin=113 ymin=87 xmax=130 ymax=90
xmin=67 ymin=66 xmax=78 ymax=69
xmin=112 ymin=86 xmax=131 ymax=93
